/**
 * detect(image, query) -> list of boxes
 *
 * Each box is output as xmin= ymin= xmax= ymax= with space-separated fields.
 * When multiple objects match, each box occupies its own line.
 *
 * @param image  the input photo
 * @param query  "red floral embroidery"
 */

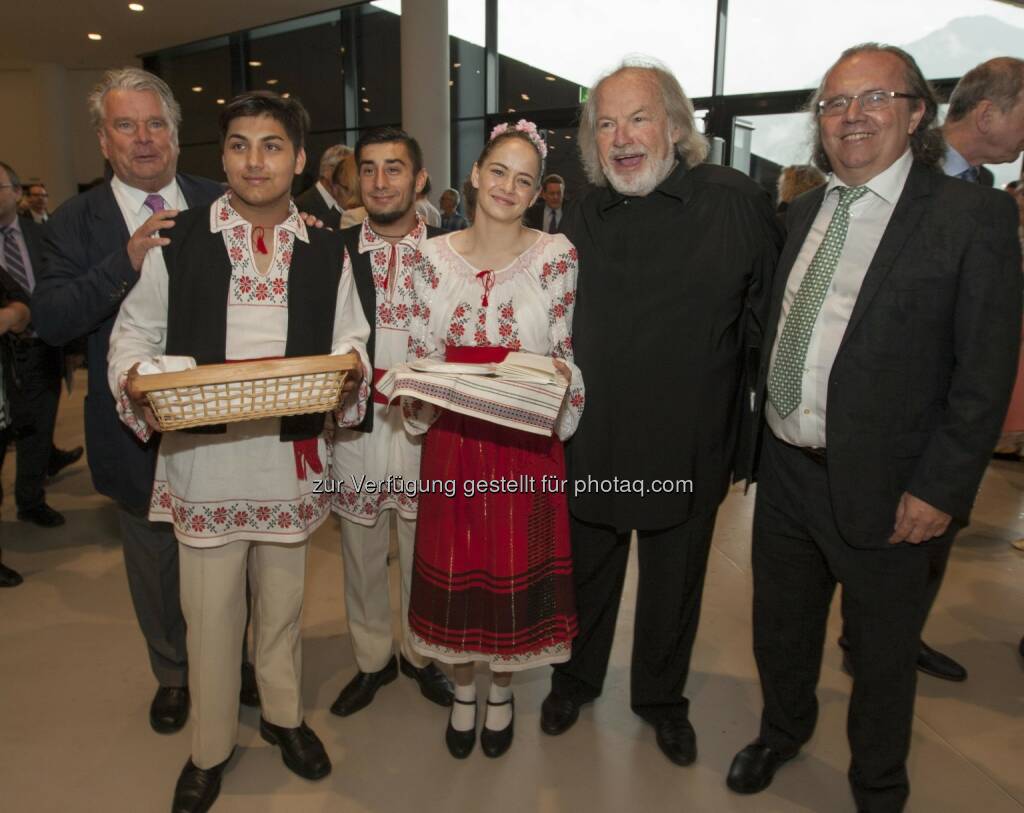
xmin=159 ymin=492 xmax=172 ymax=509
xmin=239 ymin=276 xmax=252 ymax=293
xmin=278 ymin=511 xmax=292 ymax=528
xmin=234 ymin=511 xmax=249 ymax=526
xmin=272 ymin=278 xmax=286 ymax=296
xmin=255 ymin=506 xmax=271 ymax=522
xmin=229 ymin=246 xmax=244 ymax=263
xmin=191 ymin=515 xmax=206 ymax=533
xmin=255 ymin=282 xmax=269 ymax=301
xmin=212 ymin=507 xmax=228 ymax=525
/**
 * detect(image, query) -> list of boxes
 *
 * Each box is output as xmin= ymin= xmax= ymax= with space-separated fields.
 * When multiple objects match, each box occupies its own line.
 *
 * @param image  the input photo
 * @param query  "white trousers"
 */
xmin=178 ymin=539 xmax=307 ymax=768
xmin=340 ymin=512 xmax=426 ymax=672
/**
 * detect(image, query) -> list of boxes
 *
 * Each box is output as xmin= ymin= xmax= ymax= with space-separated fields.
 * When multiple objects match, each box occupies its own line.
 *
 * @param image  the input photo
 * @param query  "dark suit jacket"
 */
xmin=32 ymin=174 xmax=222 ymax=510
xmin=523 ymin=201 xmax=571 ymax=232
xmin=295 ymin=183 xmax=342 ymax=230
xmin=749 ymin=161 xmax=1022 ymax=547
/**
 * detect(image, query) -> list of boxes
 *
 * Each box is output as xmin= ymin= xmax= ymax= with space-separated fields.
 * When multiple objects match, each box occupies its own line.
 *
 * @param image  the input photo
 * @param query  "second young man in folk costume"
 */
xmin=109 ymin=92 xmax=370 ymax=813
xmin=330 ymin=128 xmax=454 ymax=717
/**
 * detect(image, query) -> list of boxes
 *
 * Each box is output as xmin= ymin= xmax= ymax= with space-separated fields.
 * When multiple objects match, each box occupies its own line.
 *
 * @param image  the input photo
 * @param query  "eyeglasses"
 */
xmin=817 ymin=90 xmax=919 ymax=117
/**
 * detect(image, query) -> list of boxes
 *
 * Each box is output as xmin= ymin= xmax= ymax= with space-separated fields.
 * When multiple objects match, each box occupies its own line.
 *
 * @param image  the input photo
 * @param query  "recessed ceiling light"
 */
xmin=360 ymin=86 xmax=366 ymax=91
xmin=361 ymin=97 xmax=369 ymax=103
xmin=248 ymin=60 xmax=262 ymax=67
xmin=448 ymin=80 xmax=454 ymax=87
xmin=216 ymin=98 xmax=225 ymax=104
xmin=545 ymin=75 xmax=556 ymax=82
xmin=281 ymin=92 xmax=290 ymax=98
xmin=87 ymin=32 xmax=102 ymax=41
xmin=363 ymin=107 xmax=371 ymax=112
xmin=128 ymin=3 xmax=144 ymax=11
xmin=520 ymin=93 xmax=530 ymax=101
xmin=563 ymin=135 xmax=571 ymax=139
xmin=266 ymin=79 xmax=278 ymax=85
xmin=192 ymin=86 xmax=203 ymax=92
xmin=453 ymin=62 xmax=461 ymax=68
xmin=507 ymin=108 xmax=516 ymax=113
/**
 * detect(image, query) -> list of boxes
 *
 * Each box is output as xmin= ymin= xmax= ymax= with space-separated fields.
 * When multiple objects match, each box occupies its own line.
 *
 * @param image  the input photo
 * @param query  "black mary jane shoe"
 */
xmin=445 ymin=698 xmax=477 ymax=759
xmin=480 ymin=696 xmax=514 ymax=758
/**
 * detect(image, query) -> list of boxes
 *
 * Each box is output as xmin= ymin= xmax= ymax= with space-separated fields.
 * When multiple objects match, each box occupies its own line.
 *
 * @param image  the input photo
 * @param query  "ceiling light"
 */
xmin=248 ymin=60 xmax=262 ymax=67
xmin=453 ymin=62 xmax=461 ymax=68
xmin=266 ymin=79 xmax=278 ymax=85
xmin=281 ymin=92 xmax=290 ymax=98
xmin=448 ymin=80 xmax=454 ymax=87
xmin=507 ymin=108 xmax=516 ymax=113
xmin=361 ymin=97 xmax=369 ymax=103
xmin=128 ymin=3 xmax=145 ymax=10
xmin=545 ymin=75 xmax=556 ymax=82
xmin=563 ymin=135 xmax=571 ymax=139
xmin=520 ymin=93 xmax=530 ymax=101
xmin=360 ymin=86 xmax=366 ymax=91
xmin=192 ymin=86 xmax=203 ymax=92
xmin=363 ymin=107 xmax=371 ymax=112
xmin=87 ymin=32 xmax=102 ymax=41
xmin=216 ymin=98 xmax=225 ymax=104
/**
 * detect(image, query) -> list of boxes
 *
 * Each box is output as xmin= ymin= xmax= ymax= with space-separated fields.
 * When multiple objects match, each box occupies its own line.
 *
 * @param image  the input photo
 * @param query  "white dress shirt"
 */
xmin=315 ymin=180 xmax=340 ymax=213
xmin=767 ymin=148 xmax=914 ymax=448
xmin=110 ymin=176 xmax=186 ymax=234
xmin=544 ymin=205 xmax=562 ymax=232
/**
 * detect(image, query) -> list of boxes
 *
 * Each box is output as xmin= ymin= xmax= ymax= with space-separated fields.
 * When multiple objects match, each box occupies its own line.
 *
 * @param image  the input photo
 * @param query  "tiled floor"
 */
xmin=2 ymin=373 xmax=1022 ymax=812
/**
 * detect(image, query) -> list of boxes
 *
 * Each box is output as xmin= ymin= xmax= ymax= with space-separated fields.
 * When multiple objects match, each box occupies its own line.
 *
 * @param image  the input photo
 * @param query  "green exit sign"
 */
xmin=579 ymin=86 xmax=589 ymax=103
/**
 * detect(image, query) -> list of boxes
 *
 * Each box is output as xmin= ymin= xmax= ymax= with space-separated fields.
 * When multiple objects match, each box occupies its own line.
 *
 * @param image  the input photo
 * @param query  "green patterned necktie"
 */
xmin=768 ymin=184 xmax=868 ymax=419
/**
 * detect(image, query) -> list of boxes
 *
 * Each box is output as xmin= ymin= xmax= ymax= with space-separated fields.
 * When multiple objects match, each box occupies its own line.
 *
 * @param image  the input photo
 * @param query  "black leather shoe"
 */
xmin=47 ymin=445 xmax=83 ymax=477
xmin=727 ymin=740 xmax=796 ymax=794
xmin=400 ymin=655 xmax=454 ymax=706
xmin=330 ymin=656 xmax=397 ymax=716
xmin=151 ymin=686 xmax=190 ymax=734
xmin=259 ymin=718 xmax=331 ymax=780
xmin=540 ymin=691 xmax=588 ymax=736
xmin=480 ymin=696 xmax=514 ymax=758
xmin=655 ymin=717 xmax=697 ymax=766
xmin=0 ymin=562 xmax=23 ymax=587
xmin=445 ymin=698 xmax=477 ymax=759
xmin=172 ymin=752 xmax=232 ymax=813
xmin=917 ymin=641 xmax=967 ymax=682
xmin=17 ymin=503 xmax=65 ymax=528
xmin=239 ymin=661 xmax=259 ymax=707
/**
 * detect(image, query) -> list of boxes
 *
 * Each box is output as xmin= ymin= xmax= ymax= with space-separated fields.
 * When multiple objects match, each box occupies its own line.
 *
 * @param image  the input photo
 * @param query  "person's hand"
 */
xmin=127 ymin=209 xmax=179 ymax=271
xmin=0 ymin=301 xmax=30 ymax=336
xmin=889 ymin=492 xmax=951 ymax=545
xmin=553 ymin=359 xmax=571 ymax=384
xmin=125 ymin=362 xmax=161 ymax=432
xmin=299 ymin=212 xmax=327 ymax=230
xmin=342 ymin=362 xmax=365 ymax=396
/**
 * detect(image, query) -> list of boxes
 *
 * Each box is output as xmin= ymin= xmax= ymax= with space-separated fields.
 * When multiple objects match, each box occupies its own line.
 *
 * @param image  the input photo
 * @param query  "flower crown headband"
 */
xmin=488 ymin=119 xmax=548 ymax=159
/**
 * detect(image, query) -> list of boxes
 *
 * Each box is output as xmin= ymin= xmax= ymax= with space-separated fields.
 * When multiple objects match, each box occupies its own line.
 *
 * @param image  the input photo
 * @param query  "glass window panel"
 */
xmin=349 ymin=2 xmax=403 ymax=128
xmin=725 ymin=0 xmax=1024 ymax=94
xmin=246 ymin=12 xmax=346 ymax=132
xmin=452 ymin=118 xmax=485 ymax=193
xmin=497 ymin=0 xmax=715 ymax=112
xmin=450 ymin=0 xmax=486 ymax=119
xmin=147 ymin=37 xmax=232 ymax=146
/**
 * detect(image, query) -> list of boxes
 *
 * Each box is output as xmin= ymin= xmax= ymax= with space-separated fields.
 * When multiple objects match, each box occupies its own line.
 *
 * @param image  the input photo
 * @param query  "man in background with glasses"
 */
xmin=728 ymin=44 xmax=1021 ymax=813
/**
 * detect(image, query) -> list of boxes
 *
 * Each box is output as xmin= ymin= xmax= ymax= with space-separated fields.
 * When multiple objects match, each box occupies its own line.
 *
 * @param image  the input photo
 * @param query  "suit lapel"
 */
xmin=94 ymin=182 xmax=132 ymax=246
xmin=836 ymin=161 xmax=932 ymax=354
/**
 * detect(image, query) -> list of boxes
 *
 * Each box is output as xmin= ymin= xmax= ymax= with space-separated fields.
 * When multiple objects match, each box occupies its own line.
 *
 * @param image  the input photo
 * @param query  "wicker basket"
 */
xmin=133 ymin=353 xmax=360 ymax=431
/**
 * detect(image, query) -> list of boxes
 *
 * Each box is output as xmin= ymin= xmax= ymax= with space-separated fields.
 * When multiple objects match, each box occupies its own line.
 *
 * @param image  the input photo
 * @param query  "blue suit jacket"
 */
xmin=32 ymin=174 xmax=222 ymax=510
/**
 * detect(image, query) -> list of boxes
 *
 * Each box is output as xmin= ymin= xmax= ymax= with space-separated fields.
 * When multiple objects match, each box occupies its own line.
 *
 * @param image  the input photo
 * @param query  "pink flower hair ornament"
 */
xmin=489 ymin=119 xmax=548 ymax=159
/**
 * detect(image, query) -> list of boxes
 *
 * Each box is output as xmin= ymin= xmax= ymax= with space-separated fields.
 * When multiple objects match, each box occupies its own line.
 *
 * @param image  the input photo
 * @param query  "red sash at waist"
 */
xmin=372 ymin=367 xmax=389 ymax=405
xmin=445 ymin=345 xmax=510 ymax=364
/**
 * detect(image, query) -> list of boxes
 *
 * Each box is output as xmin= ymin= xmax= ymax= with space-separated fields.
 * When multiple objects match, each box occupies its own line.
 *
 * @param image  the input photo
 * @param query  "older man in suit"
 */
xmin=727 ymin=44 xmax=1022 ymax=813
xmin=524 ymin=173 xmax=569 ymax=232
xmin=294 ymin=143 xmax=349 ymax=230
xmin=30 ymin=68 xmax=243 ymax=735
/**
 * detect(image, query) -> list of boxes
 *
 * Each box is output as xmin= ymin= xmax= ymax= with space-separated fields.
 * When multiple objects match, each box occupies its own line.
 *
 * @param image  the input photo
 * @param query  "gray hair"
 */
xmin=441 ymin=187 xmax=460 ymax=205
xmin=88 ymin=67 xmax=182 ymax=139
xmin=948 ymin=57 xmax=1024 ymax=122
xmin=809 ymin=43 xmax=944 ymax=174
xmin=318 ymin=144 xmax=352 ymax=182
xmin=0 ymin=161 xmax=21 ymax=189
xmin=579 ymin=58 xmax=709 ymax=187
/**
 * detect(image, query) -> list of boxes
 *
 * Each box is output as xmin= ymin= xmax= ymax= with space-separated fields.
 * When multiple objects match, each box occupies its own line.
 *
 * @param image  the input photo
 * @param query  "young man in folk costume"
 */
xmin=329 ymin=127 xmax=454 ymax=717
xmin=108 ymin=91 xmax=370 ymax=813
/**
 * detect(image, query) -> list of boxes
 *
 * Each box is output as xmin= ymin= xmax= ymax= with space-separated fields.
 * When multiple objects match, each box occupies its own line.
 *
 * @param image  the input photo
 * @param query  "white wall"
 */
xmin=0 ymin=62 xmax=108 ymax=209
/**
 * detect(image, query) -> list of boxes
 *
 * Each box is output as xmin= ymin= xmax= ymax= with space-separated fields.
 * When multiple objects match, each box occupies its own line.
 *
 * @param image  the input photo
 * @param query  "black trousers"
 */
xmin=551 ymin=508 xmax=718 ymax=723
xmin=0 ymin=341 xmax=61 ymax=511
xmin=753 ymin=432 xmax=954 ymax=813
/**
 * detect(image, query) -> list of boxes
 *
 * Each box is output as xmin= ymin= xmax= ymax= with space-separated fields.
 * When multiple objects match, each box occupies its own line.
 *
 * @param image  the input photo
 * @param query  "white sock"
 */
xmin=485 ymin=681 xmax=513 ymax=731
xmin=451 ymin=682 xmax=477 ymax=731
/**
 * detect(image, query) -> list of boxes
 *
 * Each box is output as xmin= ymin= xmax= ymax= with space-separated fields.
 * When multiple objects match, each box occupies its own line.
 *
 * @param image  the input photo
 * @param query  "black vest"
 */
xmin=342 ymin=222 xmax=442 ymax=433
xmin=163 ymin=204 xmax=346 ymax=439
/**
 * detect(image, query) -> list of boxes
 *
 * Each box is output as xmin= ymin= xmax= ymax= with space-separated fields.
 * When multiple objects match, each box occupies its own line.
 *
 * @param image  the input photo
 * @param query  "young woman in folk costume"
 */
xmin=404 ymin=121 xmax=585 ymax=758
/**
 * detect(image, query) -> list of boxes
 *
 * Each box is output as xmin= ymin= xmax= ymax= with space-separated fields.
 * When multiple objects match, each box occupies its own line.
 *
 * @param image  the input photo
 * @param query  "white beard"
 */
xmin=601 ymin=129 xmax=678 ymax=196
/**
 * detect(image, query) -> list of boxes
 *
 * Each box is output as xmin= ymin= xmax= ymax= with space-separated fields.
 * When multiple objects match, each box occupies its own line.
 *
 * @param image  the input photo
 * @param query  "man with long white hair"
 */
xmin=541 ymin=59 xmax=782 ymax=767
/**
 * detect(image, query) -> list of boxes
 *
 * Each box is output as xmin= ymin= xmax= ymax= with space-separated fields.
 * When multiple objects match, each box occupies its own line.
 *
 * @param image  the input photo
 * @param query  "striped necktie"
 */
xmin=0 ymin=225 xmax=31 ymax=292
xmin=768 ymin=185 xmax=869 ymax=418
